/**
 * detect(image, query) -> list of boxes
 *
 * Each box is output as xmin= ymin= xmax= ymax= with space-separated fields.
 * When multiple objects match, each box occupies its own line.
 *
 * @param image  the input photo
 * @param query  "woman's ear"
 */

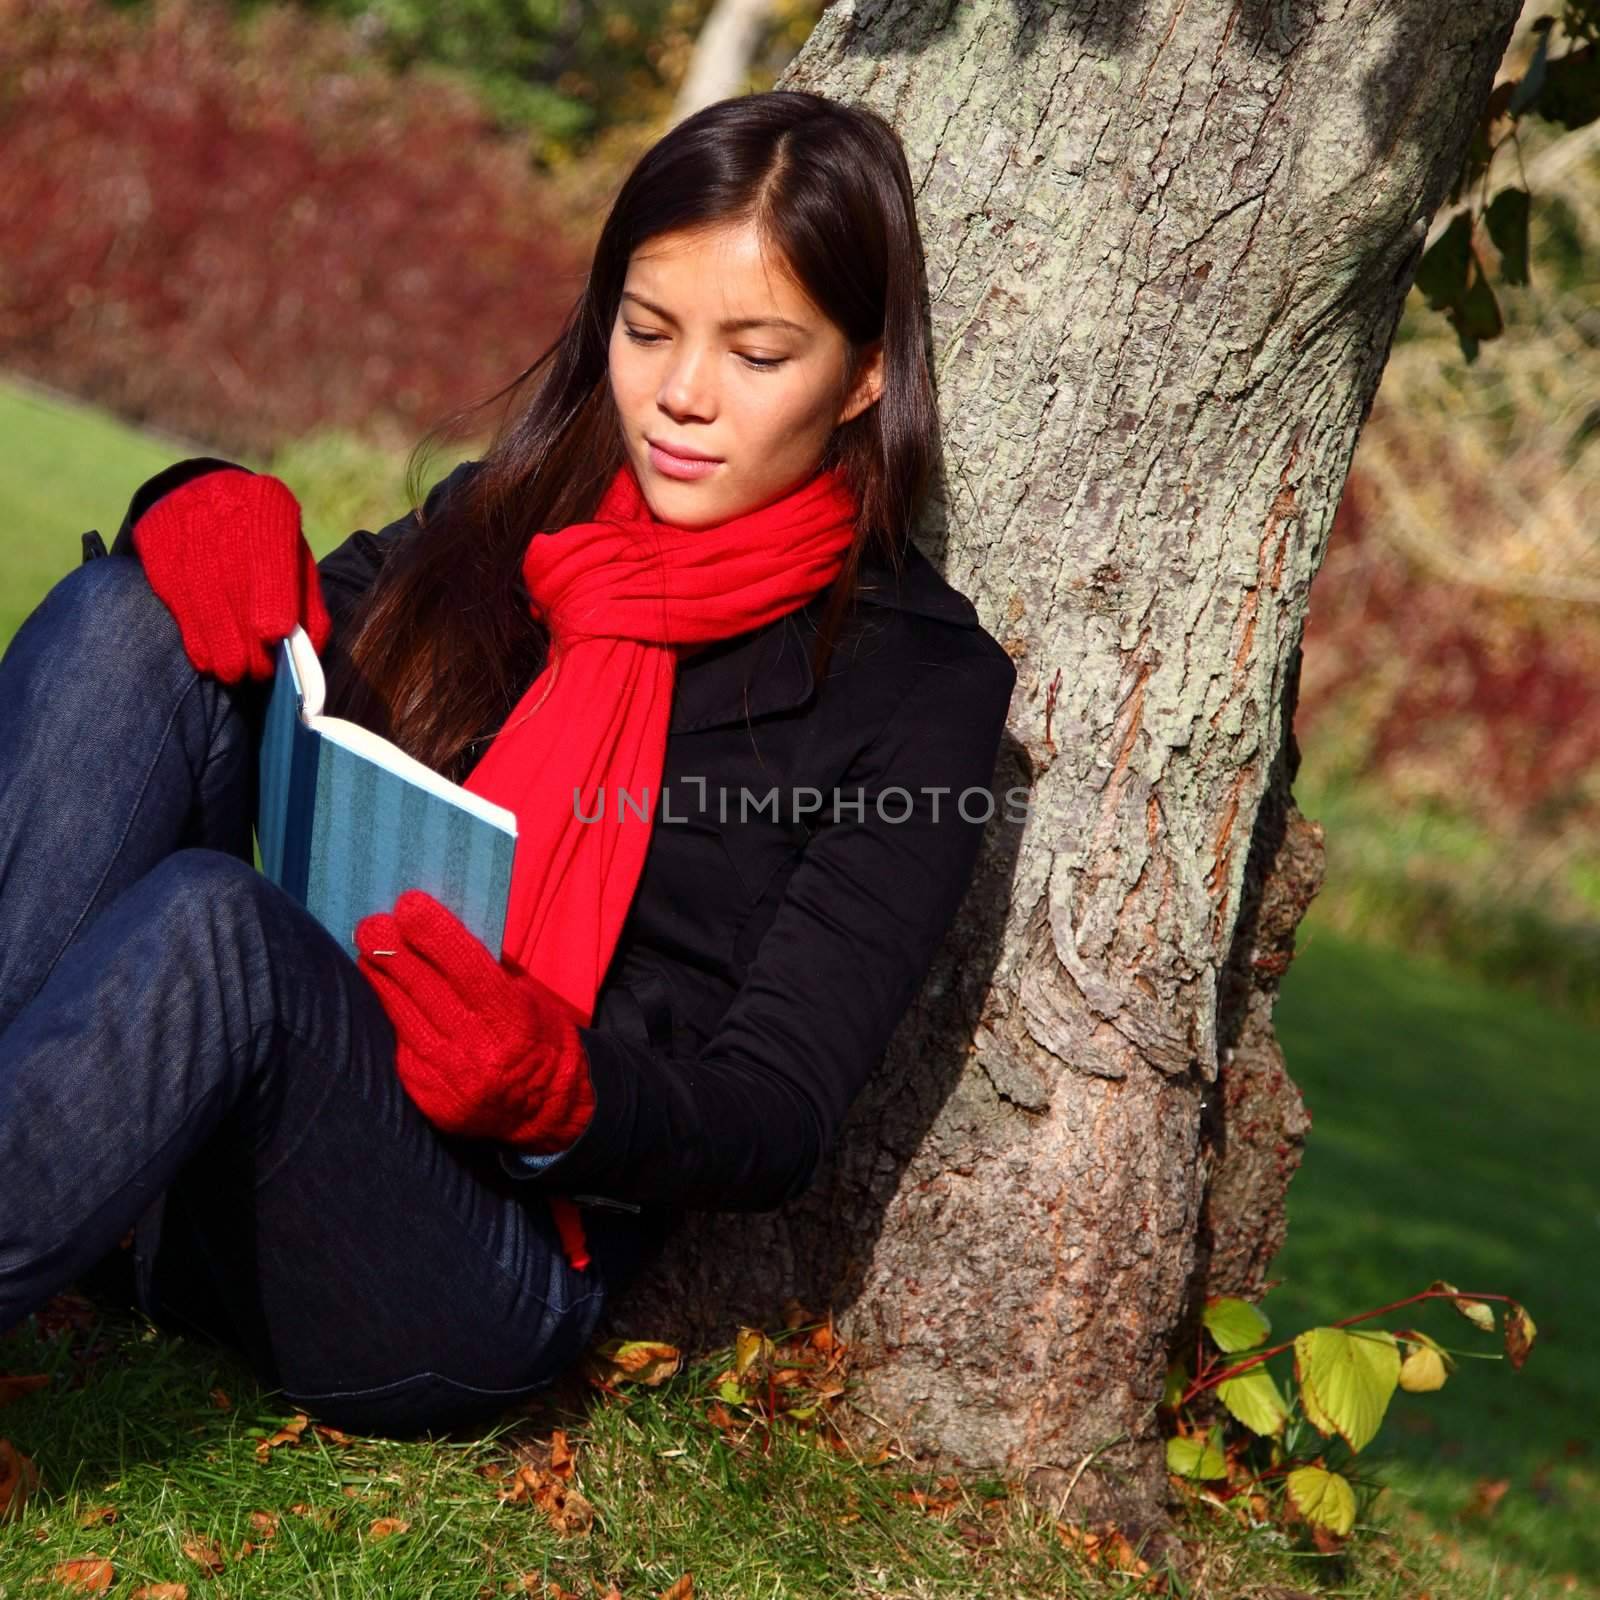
xmin=836 ymin=340 xmax=885 ymax=427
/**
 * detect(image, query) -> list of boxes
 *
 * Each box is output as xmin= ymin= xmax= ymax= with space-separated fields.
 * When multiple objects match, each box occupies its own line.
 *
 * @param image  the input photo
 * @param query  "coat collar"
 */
xmin=671 ymin=536 xmax=979 ymax=734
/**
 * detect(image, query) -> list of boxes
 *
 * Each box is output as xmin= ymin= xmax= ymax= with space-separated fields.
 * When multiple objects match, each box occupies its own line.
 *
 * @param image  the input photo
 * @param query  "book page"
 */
xmin=280 ymin=625 xmax=517 ymax=837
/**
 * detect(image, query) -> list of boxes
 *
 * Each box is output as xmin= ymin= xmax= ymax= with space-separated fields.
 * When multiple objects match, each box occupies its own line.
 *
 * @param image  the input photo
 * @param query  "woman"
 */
xmin=0 ymin=91 xmax=1017 ymax=1435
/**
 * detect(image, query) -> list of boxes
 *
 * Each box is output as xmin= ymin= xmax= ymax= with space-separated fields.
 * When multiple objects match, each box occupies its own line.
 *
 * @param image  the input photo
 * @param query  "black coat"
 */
xmin=101 ymin=457 xmax=1018 ymax=1259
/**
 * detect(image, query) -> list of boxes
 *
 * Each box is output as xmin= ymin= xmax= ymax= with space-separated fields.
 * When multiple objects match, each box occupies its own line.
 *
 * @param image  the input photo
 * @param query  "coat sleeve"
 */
xmin=498 ymin=644 xmax=1018 ymax=1211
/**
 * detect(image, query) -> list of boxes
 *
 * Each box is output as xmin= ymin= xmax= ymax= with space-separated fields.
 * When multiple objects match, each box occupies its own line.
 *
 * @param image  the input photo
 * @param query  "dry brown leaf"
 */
xmin=315 ymin=1424 xmax=356 ymax=1445
xmin=368 ymin=1516 xmax=411 ymax=1540
xmin=130 ymin=1585 xmax=190 ymax=1599
xmin=254 ymin=1413 xmax=310 ymax=1461
xmin=48 ymin=1558 xmax=114 ymax=1593
xmin=658 ymin=1576 xmax=693 ymax=1600
xmin=583 ymin=1337 xmax=682 ymax=1389
xmin=208 ymin=1388 xmax=231 ymax=1410
xmin=1460 ymin=1476 xmax=1512 ymax=1519
xmin=248 ymin=1510 xmax=279 ymax=1538
xmin=0 ymin=1438 xmax=40 ymax=1521
xmin=180 ymin=1534 xmax=226 ymax=1573
xmin=74 ymin=1504 xmax=118 ymax=1528
xmin=0 ymin=1374 xmax=50 ymax=1406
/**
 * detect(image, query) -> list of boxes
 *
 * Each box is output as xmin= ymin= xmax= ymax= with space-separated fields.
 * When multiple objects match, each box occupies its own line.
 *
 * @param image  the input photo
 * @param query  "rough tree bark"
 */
xmin=593 ymin=0 xmax=1523 ymax=1546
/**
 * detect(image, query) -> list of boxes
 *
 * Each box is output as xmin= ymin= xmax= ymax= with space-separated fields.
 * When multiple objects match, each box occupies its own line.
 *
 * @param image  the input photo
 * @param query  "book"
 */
xmin=255 ymin=625 xmax=518 ymax=964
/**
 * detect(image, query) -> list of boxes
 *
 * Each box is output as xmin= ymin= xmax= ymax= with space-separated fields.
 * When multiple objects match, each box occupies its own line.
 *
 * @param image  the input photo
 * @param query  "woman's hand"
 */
xmin=354 ymin=889 xmax=595 ymax=1150
xmin=131 ymin=468 xmax=332 ymax=683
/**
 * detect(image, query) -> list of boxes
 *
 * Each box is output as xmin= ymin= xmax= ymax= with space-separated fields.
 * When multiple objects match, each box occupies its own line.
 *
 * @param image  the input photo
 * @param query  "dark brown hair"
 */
xmin=325 ymin=89 xmax=940 ymax=785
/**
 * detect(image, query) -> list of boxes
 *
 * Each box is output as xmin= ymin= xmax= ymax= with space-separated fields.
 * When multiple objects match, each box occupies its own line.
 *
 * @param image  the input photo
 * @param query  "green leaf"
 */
xmin=1293 ymin=1328 xmax=1400 ymax=1454
xmin=1456 ymin=255 xmax=1504 ymax=341
xmin=1485 ymin=187 xmax=1531 ymax=286
xmin=1286 ymin=1465 xmax=1357 ymax=1536
xmin=1217 ymin=1362 xmax=1290 ymax=1436
xmin=1166 ymin=1427 xmax=1227 ymax=1481
xmin=1537 ymin=42 xmax=1600 ymax=131
xmin=1162 ymin=1359 xmax=1189 ymax=1409
xmin=1507 ymin=24 xmax=1551 ymax=116
xmin=1202 ymin=1297 xmax=1271 ymax=1353
xmin=1415 ymin=213 xmax=1473 ymax=311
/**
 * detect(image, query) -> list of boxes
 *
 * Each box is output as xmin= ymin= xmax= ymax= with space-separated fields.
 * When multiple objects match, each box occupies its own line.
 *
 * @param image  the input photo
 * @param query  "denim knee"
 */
xmin=31 ymin=551 xmax=188 ymax=685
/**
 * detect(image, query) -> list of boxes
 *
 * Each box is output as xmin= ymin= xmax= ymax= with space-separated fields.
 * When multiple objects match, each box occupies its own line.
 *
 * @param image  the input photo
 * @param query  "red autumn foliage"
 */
xmin=1298 ymin=468 xmax=1600 ymax=833
xmin=0 ymin=0 xmax=589 ymax=458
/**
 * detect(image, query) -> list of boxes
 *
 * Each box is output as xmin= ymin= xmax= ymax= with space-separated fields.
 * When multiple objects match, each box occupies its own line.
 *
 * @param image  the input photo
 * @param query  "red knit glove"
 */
xmin=131 ymin=468 xmax=332 ymax=683
xmin=353 ymin=888 xmax=597 ymax=1152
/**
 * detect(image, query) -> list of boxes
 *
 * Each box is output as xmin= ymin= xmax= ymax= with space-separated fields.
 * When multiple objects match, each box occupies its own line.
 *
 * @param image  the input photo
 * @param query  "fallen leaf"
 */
xmin=1461 ymin=1477 xmax=1511 ymax=1519
xmin=74 ymin=1504 xmax=118 ymax=1528
xmin=315 ymin=1424 xmax=356 ymax=1445
xmin=248 ymin=1510 xmax=279 ymax=1538
xmin=583 ymin=1337 xmax=681 ymax=1388
xmin=48 ymin=1559 xmax=114 ymax=1593
xmin=0 ymin=1438 xmax=40 ymax=1521
xmin=130 ymin=1586 xmax=190 ymax=1599
xmin=180 ymin=1534 xmax=226 ymax=1573
xmin=658 ymin=1576 xmax=694 ymax=1600
xmin=0 ymin=1374 xmax=50 ymax=1406
xmin=368 ymin=1516 xmax=411 ymax=1540
xmin=254 ymin=1413 xmax=310 ymax=1461
xmin=208 ymin=1388 xmax=231 ymax=1410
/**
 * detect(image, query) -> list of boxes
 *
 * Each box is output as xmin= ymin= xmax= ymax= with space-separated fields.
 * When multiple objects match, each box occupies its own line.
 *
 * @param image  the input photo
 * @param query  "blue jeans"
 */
xmin=0 ymin=553 xmax=652 ymax=1434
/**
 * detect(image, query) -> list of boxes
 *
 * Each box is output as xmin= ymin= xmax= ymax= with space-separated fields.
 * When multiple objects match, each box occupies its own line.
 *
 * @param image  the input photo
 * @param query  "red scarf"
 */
xmin=463 ymin=458 xmax=860 ymax=1021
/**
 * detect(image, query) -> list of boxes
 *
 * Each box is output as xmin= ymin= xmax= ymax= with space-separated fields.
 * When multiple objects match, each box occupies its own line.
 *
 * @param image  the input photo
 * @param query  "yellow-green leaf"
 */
xmin=1429 ymin=1279 xmax=1495 ymax=1332
xmin=1293 ymin=1327 xmax=1400 ymax=1453
xmin=1286 ymin=1465 xmax=1357 ymax=1536
xmin=1505 ymin=1301 xmax=1537 ymax=1370
xmin=1165 ymin=1427 xmax=1227 ymax=1481
xmin=734 ymin=1327 xmax=773 ymax=1376
xmin=1398 ymin=1342 xmax=1448 ymax=1392
xmin=1202 ymin=1297 xmax=1271 ymax=1353
xmin=1217 ymin=1363 xmax=1289 ymax=1436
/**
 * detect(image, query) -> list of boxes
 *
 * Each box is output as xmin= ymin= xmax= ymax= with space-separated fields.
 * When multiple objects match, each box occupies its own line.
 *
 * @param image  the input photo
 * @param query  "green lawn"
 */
xmin=1271 ymin=913 xmax=1600 ymax=1588
xmin=0 ymin=380 xmax=216 ymax=643
xmin=2 ymin=375 xmax=1594 ymax=1598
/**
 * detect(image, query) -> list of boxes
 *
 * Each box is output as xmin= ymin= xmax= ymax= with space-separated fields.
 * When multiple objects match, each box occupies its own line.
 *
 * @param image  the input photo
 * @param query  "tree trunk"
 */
xmin=671 ymin=0 xmax=777 ymax=124
xmin=597 ymin=0 xmax=1522 ymax=1545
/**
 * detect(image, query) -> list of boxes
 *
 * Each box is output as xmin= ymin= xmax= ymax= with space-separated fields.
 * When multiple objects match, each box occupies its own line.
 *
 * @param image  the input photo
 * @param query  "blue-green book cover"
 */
xmin=255 ymin=626 xmax=518 ymax=964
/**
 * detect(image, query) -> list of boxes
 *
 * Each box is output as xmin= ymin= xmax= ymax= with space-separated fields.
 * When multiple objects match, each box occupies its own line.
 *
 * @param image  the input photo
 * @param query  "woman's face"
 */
xmin=608 ymin=218 xmax=883 ymax=529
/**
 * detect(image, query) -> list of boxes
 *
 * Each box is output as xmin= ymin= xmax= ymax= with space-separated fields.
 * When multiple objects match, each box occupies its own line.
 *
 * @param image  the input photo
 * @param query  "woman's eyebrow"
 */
xmin=621 ymin=290 xmax=808 ymax=336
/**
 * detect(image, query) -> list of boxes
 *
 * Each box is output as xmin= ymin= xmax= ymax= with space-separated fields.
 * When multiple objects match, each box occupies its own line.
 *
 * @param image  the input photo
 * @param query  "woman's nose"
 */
xmin=657 ymin=345 xmax=716 ymax=421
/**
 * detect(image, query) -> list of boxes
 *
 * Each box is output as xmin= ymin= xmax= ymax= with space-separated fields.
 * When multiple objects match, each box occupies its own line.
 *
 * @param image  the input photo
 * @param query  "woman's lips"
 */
xmin=648 ymin=440 xmax=722 ymax=480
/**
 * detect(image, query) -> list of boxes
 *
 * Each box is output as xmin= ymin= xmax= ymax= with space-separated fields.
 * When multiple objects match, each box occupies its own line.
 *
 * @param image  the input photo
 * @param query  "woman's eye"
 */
xmin=622 ymin=327 xmax=785 ymax=371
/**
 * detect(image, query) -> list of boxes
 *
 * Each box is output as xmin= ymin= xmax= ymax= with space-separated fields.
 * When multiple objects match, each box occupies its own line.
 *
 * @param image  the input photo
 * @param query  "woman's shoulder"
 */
xmin=831 ymin=536 xmax=1018 ymax=708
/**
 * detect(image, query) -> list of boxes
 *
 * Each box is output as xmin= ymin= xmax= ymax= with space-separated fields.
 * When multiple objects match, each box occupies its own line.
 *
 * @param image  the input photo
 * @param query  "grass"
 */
xmin=3 ymin=374 xmax=1596 ymax=1597
xmin=1268 ymin=910 xmax=1600 ymax=1591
